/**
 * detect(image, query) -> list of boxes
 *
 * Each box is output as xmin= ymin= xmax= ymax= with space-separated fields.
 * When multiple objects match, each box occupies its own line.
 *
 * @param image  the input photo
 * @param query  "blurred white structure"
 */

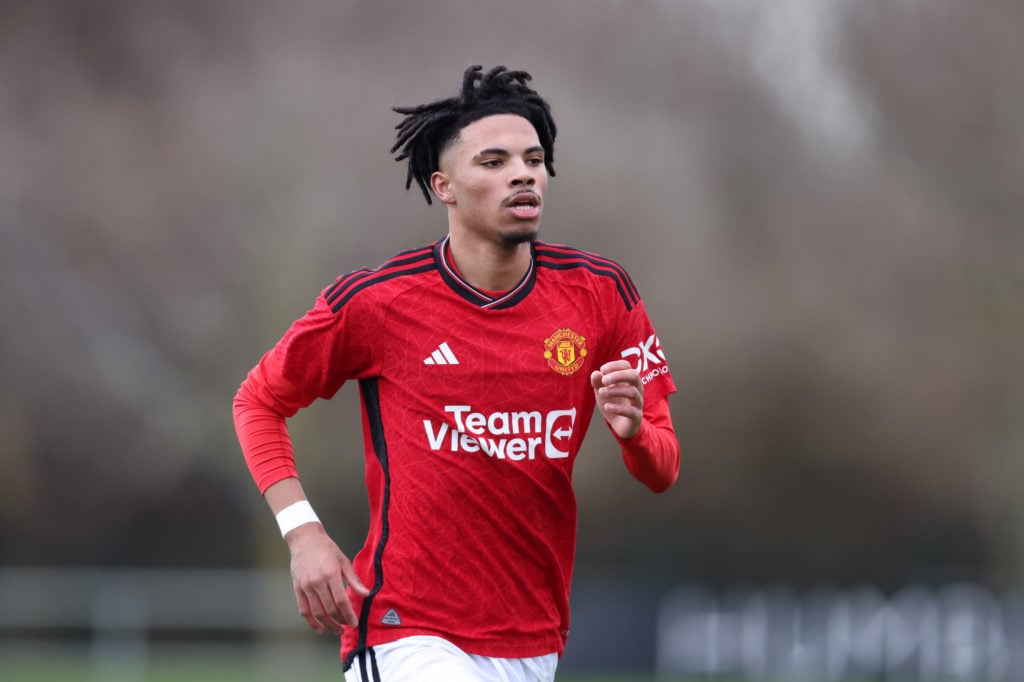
xmin=657 ymin=583 xmax=1024 ymax=680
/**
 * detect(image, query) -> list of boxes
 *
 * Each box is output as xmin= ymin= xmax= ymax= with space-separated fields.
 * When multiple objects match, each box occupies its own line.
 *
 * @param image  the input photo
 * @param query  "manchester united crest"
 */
xmin=544 ymin=328 xmax=588 ymax=376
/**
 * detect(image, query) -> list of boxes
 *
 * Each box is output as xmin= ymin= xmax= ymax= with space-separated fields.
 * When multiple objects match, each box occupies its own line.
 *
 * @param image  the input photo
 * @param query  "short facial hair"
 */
xmin=500 ymin=228 xmax=539 ymax=246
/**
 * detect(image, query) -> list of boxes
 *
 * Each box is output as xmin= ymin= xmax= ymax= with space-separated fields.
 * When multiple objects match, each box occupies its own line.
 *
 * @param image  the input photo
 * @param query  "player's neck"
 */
xmin=446 ymin=232 xmax=532 ymax=293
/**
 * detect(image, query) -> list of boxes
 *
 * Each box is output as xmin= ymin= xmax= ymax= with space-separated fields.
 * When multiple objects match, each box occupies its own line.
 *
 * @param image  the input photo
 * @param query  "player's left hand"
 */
xmin=590 ymin=359 xmax=643 ymax=439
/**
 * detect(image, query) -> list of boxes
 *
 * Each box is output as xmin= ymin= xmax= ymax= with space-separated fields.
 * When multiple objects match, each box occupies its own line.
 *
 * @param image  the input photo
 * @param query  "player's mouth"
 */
xmin=504 ymin=191 xmax=542 ymax=220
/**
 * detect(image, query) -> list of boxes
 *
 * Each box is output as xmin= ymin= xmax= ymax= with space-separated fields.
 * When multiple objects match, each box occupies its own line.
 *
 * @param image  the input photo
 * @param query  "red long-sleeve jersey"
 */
xmin=233 ymin=237 xmax=678 ymax=667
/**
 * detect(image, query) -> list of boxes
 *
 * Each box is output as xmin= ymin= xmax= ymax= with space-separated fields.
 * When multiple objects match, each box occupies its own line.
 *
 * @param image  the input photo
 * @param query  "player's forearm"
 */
xmin=233 ymin=379 xmax=300 ymax=493
xmin=263 ymin=478 xmax=328 ymax=541
xmin=614 ymin=399 xmax=680 ymax=493
xmin=263 ymin=477 xmax=309 ymax=514
xmin=264 ymin=473 xmax=331 ymax=540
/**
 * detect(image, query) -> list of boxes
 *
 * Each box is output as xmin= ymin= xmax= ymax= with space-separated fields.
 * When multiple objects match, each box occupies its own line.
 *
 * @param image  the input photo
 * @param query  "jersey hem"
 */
xmin=342 ymin=628 xmax=565 ymax=667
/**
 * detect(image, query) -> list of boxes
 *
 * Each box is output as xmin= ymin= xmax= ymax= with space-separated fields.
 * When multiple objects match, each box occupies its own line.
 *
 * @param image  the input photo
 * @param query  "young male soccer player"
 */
xmin=233 ymin=65 xmax=680 ymax=682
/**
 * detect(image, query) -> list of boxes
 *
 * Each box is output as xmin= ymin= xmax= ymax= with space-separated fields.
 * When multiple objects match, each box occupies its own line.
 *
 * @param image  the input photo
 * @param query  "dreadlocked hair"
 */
xmin=390 ymin=65 xmax=557 ymax=204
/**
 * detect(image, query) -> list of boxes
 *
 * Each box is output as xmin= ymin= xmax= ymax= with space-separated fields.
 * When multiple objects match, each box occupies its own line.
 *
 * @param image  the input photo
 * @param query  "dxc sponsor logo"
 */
xmin=423 ymin=405 xmax=576 ymax=461
xmin=620 ymin=334 xmax=669 ymax=384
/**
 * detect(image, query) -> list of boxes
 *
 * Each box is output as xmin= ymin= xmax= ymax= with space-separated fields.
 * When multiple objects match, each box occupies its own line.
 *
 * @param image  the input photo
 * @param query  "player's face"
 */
xmin=432 ymin=114 xmax=548 ymax=246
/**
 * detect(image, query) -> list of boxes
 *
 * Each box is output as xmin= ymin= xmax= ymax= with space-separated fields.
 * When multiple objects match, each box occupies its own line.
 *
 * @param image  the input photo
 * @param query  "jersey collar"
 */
xmin=433 ymin=236 xmax=537 ymax=310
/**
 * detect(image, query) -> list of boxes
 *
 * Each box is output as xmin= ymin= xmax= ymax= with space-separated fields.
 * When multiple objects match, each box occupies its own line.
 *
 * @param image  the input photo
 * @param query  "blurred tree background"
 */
xmin=1 ymin=0 xmax=1021 ymax=599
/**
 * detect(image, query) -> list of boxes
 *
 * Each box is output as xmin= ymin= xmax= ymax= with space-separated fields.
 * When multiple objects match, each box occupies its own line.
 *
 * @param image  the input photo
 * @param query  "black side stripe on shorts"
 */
xmin=356 ymin=650 xmax=368 ymax=682
xmin=343 ymin=378 xmax=392 ymax=673
xmin=354 ymin=648 xmax=382 ymax=682
xmin=369 ymin=648 xmax=382 ymax=682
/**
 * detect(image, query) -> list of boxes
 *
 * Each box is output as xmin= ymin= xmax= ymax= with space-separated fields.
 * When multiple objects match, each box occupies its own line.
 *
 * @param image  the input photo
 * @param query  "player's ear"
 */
xmin=431 ymin=171 xmax=456 ymax=205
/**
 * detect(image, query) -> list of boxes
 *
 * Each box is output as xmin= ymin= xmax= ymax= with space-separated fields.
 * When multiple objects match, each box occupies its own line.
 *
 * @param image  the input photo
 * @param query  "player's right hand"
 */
xmin=285 ymin=523 xmax=370 ymax=634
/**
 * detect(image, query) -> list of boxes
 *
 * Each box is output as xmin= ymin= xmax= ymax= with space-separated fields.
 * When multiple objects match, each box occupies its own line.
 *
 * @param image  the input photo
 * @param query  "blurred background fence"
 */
xmin=4 ymin=568 xmax=1024 ymax=680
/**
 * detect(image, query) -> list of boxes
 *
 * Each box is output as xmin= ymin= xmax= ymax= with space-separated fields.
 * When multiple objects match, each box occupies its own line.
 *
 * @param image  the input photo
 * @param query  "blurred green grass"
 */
xmin=0 ymin=653 xmax=665 ymax=682
xmin=1 ymin=651 xmax=960 ymax=682
xmin=0 ymin=658 xmax=931 ymax=682
xmin=1 ymin=665 xmax=663 ymax=682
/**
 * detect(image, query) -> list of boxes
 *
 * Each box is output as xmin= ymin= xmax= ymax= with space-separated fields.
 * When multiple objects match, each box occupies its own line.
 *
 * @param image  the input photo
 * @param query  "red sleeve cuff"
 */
xmin=612 ymin=396 xmax=680 ymax=493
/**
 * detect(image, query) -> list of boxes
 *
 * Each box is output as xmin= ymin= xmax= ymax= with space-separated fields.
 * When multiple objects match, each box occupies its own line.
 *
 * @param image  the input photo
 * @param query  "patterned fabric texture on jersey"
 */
xmin=237 ymin=237 xmax=676 ymax=667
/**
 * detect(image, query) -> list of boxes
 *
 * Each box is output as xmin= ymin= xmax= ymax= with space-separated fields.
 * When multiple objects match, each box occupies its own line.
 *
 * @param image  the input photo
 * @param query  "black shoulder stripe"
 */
xmin=535 ymin=245 xmax=641 ymax=310
xmin=537 ymin=260 xmax=637 ymax=311
xmin=535 ymin=245 xmax=640 ymax=302
xmin=325 ymin=246 xmax=434 ymax=302
xmin=324 ymin=267 xmax=372 ymax=302
xmin=324 ymin=246 xmax=435 ymax=313
xmin=327 ymin=263 xmax=434 ymax=313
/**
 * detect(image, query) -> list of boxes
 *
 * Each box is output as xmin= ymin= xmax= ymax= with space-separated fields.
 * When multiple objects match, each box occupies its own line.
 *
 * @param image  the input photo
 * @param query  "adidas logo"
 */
xmin=423 ymin=342 xmax=459 ymax=365
xmin=381 ymin=608 xmax=402 ymax=626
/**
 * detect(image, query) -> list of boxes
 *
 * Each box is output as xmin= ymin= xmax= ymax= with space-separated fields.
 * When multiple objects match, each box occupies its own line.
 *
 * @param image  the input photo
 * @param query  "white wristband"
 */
xmin=276 ymin=500 xmax=321 ymax=537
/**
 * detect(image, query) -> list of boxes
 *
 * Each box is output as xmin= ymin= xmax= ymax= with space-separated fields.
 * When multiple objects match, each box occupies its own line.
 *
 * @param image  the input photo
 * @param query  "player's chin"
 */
xmin=499 ymin=224 xmax=540 ymax=246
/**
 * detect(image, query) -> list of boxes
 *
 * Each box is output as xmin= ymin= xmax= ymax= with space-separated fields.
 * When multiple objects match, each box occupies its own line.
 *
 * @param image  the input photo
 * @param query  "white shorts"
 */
xmin=344 ymin=635 xmax=558 ymax=682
